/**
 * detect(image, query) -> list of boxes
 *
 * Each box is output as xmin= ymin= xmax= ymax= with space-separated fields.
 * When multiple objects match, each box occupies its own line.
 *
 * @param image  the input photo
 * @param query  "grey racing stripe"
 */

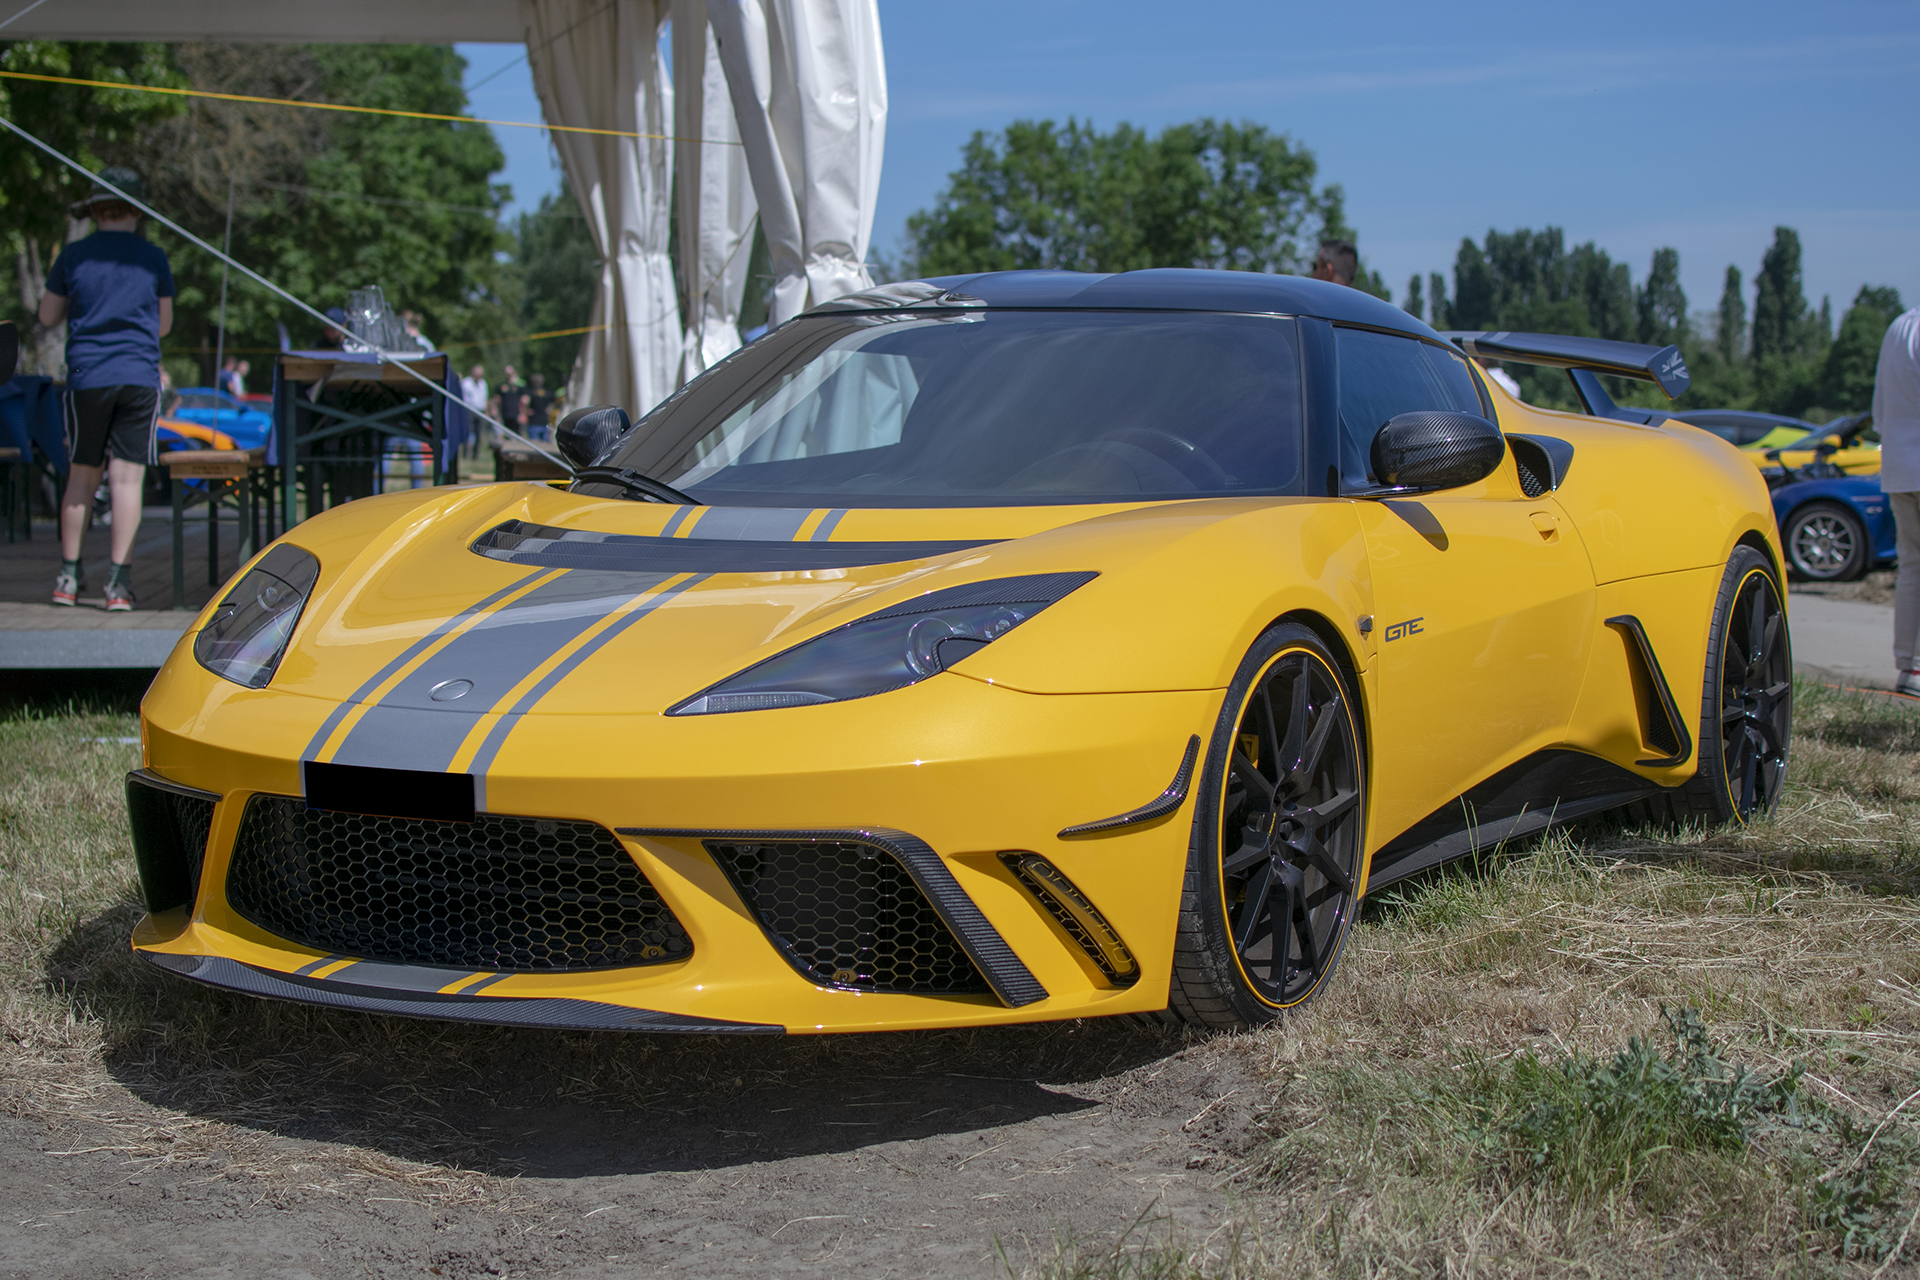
xmin=321 ymin=960 xmax=469 ymax=993
xmin=456 ymin=972 xmax=512 ymax=995
xmin=330 ymin=570 xmax=671 ymax=772
xmin=810 ymin=509 xmax=848 ymax=541
xmin=294 ymin=954 xmax=347 ymax=977
xmin=687 ymin=507 xmax=812 ymax=541
xmin=468 ymin=573 xmax=710 ymax=809
xmin=660 ymin=507 xmax=696 ymax=537
xmin=301 ymin=570 xmax=545 ymax=762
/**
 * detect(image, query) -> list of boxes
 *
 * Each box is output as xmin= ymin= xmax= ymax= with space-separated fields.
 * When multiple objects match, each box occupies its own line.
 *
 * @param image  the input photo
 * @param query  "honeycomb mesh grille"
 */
xmin=706 ymin=840 xmax=987 ymax=994
xmin=166 ymin=791 xmax=216 ymax=896
xmin=226 ymin=796 xmax=691 ymax=972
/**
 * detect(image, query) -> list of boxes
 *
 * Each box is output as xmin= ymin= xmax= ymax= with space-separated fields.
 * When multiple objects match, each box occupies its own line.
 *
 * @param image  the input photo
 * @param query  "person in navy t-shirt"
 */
xmin=40 ymin=167 xmax=175 ymax=610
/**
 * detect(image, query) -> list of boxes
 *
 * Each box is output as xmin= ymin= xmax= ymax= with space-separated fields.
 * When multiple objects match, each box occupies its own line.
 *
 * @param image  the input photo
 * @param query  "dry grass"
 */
xmin=1028 ymin=679 xmax=1920 ymax=1279
xmin=3 ymin=677 xmax=1918 ymax=1277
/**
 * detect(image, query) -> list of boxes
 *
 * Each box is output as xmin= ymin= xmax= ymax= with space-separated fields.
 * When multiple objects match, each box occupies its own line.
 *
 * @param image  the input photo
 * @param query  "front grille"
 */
xmin=226 ymin=797 xmax=691 ymax=972
xmin=707 ymin=839 xmax=988 ymax=994
xmin=167 ymin=791 xmax=217 ymax=899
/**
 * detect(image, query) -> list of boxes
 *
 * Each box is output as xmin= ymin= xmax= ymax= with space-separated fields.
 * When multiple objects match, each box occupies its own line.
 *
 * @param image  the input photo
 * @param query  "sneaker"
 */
xmin=104 ymin=577 xmax=135 ymax=613
xmin=51 ymin=567 xmax=81 ymax=607
xmin=1897 ymin=669 xmax=1920 ymax=698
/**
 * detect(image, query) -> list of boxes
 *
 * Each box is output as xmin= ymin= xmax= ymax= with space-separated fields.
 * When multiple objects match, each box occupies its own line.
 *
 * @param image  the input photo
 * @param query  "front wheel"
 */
xmin=1784 ymin=502 xmax=1867 ymax=581
xmin=1169 ymin=623 xmax=1365 ymax=1029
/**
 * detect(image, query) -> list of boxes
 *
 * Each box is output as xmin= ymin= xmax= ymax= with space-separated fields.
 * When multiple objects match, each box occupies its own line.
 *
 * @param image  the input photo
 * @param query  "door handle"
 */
xmin=1529 ymin=511 xmax=1560 ymax=542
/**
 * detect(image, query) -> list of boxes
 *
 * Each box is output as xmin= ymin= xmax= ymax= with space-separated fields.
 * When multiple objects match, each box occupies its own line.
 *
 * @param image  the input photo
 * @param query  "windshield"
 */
xmin=589 ymin=309 xmax=1304 ymax=507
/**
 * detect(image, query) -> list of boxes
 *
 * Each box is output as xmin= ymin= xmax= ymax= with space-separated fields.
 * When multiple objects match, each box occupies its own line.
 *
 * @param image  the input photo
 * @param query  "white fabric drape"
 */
xmin=522 ymin=0 xmax=681 ymax=415
xmin=671 ymin=0 xmax=759 ymax=384
xmin=708 ymin=0 xmax=887 ymax=326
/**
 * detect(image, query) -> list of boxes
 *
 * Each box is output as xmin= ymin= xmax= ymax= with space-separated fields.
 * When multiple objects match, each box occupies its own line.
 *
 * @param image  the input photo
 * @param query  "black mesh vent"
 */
xmin=167 ymin=791 xmax=216 ymax=900
xmin=1002 ymin=855 xmax=1138 ymax=986
xmin=706 ymin=839 xmax=988 ymax=994
xmin=226 ymin=796 xmax=691 ymax=972
xmin=1513 ymin=453 xmax=1550 ymax=498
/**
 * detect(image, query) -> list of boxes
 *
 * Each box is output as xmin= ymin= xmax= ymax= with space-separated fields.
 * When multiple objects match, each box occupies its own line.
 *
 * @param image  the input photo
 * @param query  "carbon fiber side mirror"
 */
xmin=555 ymin=403 xmax=630 ymax=470
xmin=1370 ymin=411 xmax=1505 ymax=491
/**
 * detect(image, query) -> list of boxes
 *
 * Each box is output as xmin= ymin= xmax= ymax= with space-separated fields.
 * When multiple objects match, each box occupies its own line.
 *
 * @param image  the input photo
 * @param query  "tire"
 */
xmin=1784 ymin=501 xmax=1867 ymax=581
xmin=1169 ymin=623 xmax=1365 ymax=1029
xmin=1626 ymin=546 xmax=1792 ymax=828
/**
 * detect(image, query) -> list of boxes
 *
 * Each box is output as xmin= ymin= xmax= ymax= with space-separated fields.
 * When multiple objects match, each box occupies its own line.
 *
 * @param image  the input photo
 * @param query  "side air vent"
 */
xmin=1508 ymin=433 xmax=1576 ymax=496
xmin=1606 ymin=615 xmax=1692 ymax=768
xmin=1002 ymin=853 xmax=1138 ymax=985
xmin=125 ymin=770 xmax=219 ymax=913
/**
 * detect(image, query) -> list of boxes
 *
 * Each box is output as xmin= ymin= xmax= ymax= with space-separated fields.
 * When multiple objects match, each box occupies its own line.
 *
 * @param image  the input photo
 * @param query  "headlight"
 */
xmin=669 ymin=571 xmax=1097 ymax=715
xmin=193 ymin=544 xmax=321 ymax=688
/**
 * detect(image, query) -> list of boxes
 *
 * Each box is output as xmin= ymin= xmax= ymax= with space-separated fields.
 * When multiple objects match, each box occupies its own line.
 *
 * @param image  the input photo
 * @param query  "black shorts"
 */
xmin=65 ymin=384 xmax=159 ymax=468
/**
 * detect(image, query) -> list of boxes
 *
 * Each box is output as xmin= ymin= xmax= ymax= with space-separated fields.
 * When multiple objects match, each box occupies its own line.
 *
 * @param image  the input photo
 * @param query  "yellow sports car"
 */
xmin=128 ymin=274 xmax=1792 ymax=1035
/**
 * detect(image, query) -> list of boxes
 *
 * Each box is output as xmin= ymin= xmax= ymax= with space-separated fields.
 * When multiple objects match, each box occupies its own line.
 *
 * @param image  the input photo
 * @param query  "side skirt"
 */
xmin=1364 ymin=749 xmax=1658 ymax=892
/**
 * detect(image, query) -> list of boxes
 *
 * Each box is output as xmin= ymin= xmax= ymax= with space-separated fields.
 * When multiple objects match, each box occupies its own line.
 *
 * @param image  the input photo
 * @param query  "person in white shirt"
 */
xmin=459 ymin=364 xmax=490 ymax=455
xmin=1873 ymin=305 xmax=1920 ymax=695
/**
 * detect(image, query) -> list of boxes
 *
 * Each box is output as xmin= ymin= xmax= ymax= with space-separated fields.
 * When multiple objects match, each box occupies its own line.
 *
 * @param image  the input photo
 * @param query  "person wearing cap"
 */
xmin=39 ymin=166 xmax=175 ymax=611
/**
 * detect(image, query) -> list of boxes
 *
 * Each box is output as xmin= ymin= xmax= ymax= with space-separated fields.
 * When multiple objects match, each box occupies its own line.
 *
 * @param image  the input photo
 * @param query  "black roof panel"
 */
xmin=875 ymin=268 xmax=1439 ymax=338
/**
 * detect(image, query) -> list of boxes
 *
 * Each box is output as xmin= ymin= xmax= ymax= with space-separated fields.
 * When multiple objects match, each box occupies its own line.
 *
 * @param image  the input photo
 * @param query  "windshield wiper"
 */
xmin=569 ymin=465 xmax=700 ymax=506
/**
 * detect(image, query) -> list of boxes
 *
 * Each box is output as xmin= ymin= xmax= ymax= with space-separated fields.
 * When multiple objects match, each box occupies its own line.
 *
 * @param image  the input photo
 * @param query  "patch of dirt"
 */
xmin=1790 ymin=568 xmax=1897 ymax=605
xmin=0 ymin=1013 xmax=1263 ymax=1279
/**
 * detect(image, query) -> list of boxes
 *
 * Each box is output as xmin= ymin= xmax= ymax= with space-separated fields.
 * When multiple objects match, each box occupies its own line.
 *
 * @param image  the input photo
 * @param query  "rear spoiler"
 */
xmin=1442 ymin=330 xmax=1690 ymax=405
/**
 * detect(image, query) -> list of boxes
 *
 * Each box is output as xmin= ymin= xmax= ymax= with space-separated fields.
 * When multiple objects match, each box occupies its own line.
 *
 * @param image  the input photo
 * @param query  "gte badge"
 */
xmin=1384 ymin=617 xmax=1424 ymax=642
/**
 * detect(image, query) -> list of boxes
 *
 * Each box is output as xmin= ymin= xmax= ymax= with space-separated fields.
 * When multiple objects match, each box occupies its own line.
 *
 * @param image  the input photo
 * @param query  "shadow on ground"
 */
xmin=48 ymin=904 xmax=1186 ymax=1181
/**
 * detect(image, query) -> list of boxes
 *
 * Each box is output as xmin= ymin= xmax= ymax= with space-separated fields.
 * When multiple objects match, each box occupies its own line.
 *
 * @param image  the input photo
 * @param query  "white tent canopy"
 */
xmin=5 ymin=0 xmax=888 ymax=416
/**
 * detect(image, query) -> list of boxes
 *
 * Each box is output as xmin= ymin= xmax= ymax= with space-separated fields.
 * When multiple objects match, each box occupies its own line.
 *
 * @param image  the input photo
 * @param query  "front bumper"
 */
xmin=133 ymin=667 xmax=1218 ymax=1033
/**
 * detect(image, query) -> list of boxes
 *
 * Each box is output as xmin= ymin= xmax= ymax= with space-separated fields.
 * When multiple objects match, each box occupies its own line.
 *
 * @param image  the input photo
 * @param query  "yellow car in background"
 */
xmin=127 ymin=277 xmax=1791 ymax=1037
xmin=1764 ymin=413 xmax=1880 ymax=479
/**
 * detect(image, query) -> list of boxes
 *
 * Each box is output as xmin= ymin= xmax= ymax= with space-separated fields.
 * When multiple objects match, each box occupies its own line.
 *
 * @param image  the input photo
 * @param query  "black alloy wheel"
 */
xmin=1170 ymin=623 xmax=1364 ymax=1027
xmin=1784 ymin=502 xmax=1867 ymax=581
xmin=1627 ymin=546 xmax=1792 ymax=828
xmin=1715 ymin=558 xmax=1793 ymax=818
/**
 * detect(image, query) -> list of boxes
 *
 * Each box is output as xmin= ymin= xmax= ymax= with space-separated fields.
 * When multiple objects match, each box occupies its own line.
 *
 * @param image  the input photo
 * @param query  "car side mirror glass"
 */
xmin=1369 ymin=411 xmax=1505 ymax=491
xmin=554 ymin=403 xmax=630 ymax=470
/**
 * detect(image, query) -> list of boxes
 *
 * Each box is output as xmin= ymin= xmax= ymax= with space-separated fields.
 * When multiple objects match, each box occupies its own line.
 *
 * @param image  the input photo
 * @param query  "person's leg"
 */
xmin=100 ymin=385 xmax=158 ymax=610
xmin=106 ymin=456 xmax=145 ymax=564
xmin=1890 ymin=491 xmax=1920 ymax=684
xmin=58 ymin=461 xmax=105 ymax=561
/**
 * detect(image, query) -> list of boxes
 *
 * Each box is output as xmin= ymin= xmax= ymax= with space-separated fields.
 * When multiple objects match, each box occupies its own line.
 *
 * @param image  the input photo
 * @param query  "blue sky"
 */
xmin=459 ymin=0 xmax=1920 ymax=323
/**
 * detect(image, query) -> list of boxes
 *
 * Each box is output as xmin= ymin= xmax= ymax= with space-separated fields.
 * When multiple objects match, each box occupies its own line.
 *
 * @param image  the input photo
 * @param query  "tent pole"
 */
xmin=212 ymin=173 xmax=233 ymax=390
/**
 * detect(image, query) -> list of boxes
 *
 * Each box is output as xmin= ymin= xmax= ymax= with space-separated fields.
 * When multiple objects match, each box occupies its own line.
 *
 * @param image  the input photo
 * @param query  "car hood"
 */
xmin=251 ymin=482 xmax=1328 ymax=730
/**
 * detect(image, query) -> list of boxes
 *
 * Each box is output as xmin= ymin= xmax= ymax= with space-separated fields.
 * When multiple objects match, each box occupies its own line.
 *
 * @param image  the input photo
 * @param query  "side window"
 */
xmin=1333 ymin=328 xmax=1485 ymax=486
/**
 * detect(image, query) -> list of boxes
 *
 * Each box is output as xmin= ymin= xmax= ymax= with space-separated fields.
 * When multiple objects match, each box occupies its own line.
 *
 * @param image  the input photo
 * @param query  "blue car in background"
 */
xmin=1772 ymin=475 xmax=1895 ymax=581
xmin=168 ymin=388 xmax=271 ymax=450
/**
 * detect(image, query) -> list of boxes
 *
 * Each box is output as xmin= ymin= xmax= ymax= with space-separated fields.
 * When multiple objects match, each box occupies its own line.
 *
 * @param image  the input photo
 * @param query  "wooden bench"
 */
xmin=164 ymin=448 xmax=264 ymax=610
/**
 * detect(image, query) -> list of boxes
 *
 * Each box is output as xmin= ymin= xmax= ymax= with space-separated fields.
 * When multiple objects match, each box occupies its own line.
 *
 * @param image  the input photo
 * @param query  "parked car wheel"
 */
xmin=1784 ymin=501 xmax=1867 ymax=581
xmin=1170 ymin=623 xmax=1364 ymax=1028
xmin=1627 ymin=547 xmax=1792 ymax=828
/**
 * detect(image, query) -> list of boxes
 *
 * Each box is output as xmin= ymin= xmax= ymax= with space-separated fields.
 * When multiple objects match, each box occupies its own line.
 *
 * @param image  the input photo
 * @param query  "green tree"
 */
xmin=1404 ymin=272 xmax=1424 ymax=321
xmin=508 ymin=181 xmax=598 ymax=390
xmin=1635 ymin=247 xmax=1687 ymax=347
xmin=1820 ymin=285 xmax=1904 ymax=412
xmin=1715 ymin=265 xmax=1746 ymax=366
xmin=903 ymin=117 xmax=1352 ymax=280
xmin=0 ymin=40 xmax=188 ymax=373
xmin=1749 ymin=226 xmax=1830 ymax=414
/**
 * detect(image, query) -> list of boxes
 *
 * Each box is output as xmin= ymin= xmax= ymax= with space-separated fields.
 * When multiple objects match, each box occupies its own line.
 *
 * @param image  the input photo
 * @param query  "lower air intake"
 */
xmin=706 ymin=839 xmax=988 ymax=995
xmin=225 ymin=796 xmax=691 ymax=972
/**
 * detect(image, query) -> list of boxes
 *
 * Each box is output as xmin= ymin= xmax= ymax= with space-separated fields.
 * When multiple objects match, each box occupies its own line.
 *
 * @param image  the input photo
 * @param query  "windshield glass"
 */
xmin=591 ymin=310 xmax=1304 ymax=507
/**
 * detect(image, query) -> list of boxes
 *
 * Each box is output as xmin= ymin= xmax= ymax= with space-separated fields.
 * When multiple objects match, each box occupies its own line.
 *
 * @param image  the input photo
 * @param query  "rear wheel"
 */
xmin=1169 ymin=624 xmax=1364 ymax=1029
xmin=1784 ymin=501 xmax=1867 ymax=581
xmin=1628 ymin=547 xmax=1792 ymax=828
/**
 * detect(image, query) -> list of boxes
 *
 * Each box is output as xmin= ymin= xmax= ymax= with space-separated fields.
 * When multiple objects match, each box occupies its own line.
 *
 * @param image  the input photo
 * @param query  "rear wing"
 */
xmin=1442 ymin=330 xmax=1689 ymax=423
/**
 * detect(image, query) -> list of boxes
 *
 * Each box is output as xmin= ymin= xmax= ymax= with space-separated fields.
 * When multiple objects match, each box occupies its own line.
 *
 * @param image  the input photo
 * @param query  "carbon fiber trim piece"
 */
xmin=1605 ymin=615 xmax=1694 ymax=767
xmin=471 ymin=520 xmax=998 ymax=573
xmin=1058 ymin=736 xmax=1201 ymax=837
xmin=619 ymin=825 xmax=1048 ymax=1008
xmin=140 ymin=951 xmax=779 ymax=1033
